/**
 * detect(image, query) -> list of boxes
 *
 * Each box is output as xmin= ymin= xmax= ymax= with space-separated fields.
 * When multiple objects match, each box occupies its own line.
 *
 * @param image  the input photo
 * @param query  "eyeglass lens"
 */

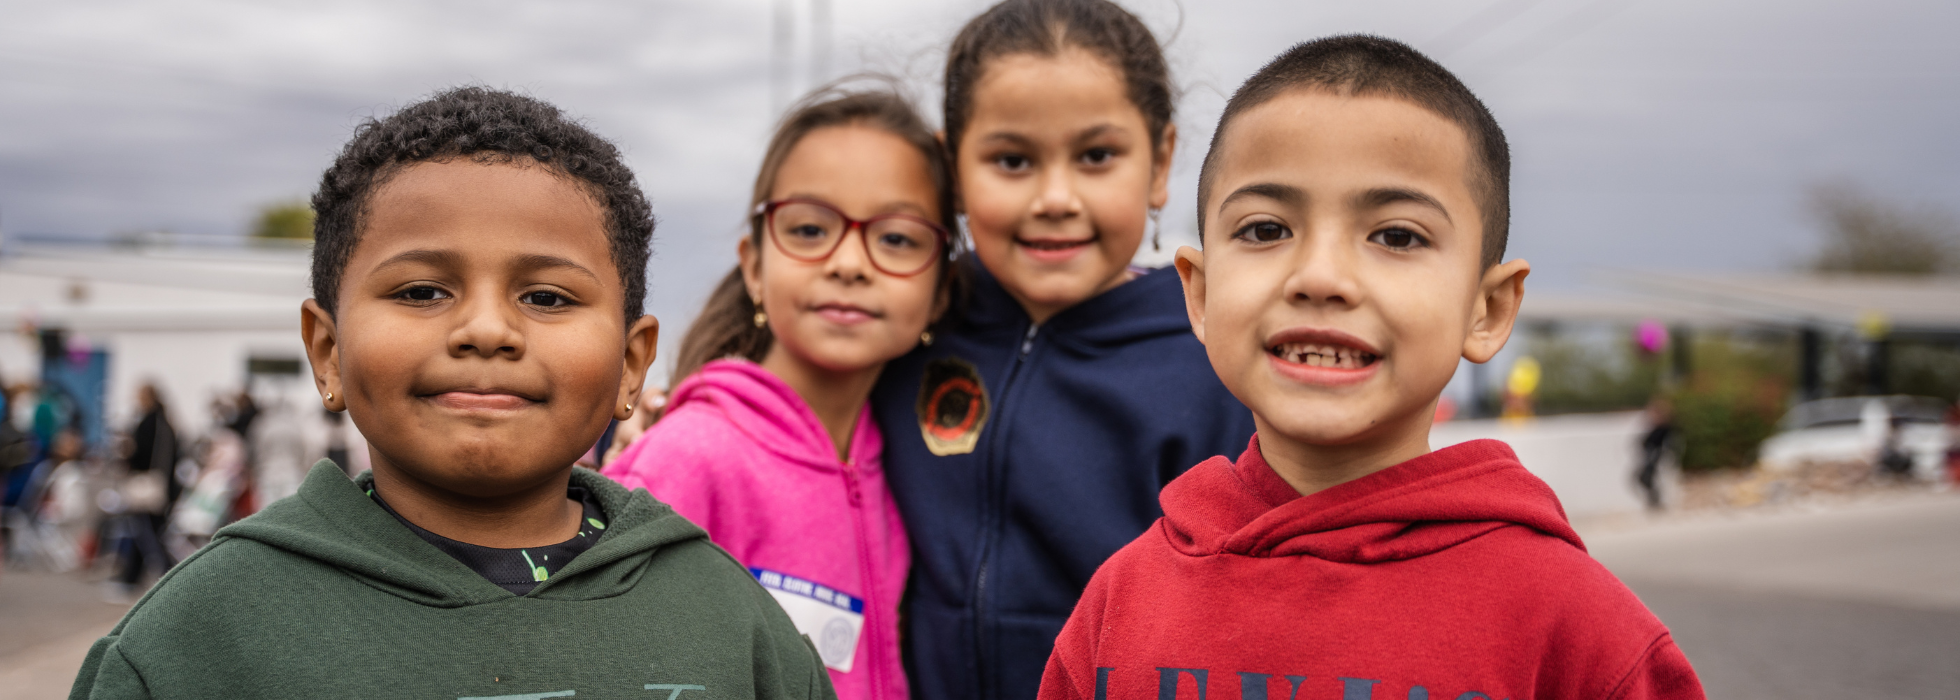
xmin=770 ymin=202 xmax=939 ymax=275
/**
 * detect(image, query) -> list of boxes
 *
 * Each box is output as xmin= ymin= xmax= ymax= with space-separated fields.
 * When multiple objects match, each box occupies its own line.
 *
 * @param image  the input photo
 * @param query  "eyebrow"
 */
xmin=779 ymin=193 xmax=932 ymax=219
xmin=511 ymin=253 xmax=601 ymax=282
xmin=371 ymin=249 xmax=601 ymax=282
xmin=978 ymin=131 xmax=1035 ymax=149
xmin=1353 ymin=187 xmax=1452 ymax=223
xmin=372 ymin=248 xmax=463 ymax=274
xmin=1218 ymin=182 xmax=1306 ymax=210
xmin=1072 ymin=123 xmax=1125 ymax=146
xmin=978 ymin=123 xmax=1129 ymax=149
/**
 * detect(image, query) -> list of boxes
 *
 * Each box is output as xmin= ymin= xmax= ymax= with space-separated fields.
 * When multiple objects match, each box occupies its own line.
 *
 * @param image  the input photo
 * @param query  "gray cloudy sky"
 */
xmin=4 ymin=0 xmax=1957 ymax=366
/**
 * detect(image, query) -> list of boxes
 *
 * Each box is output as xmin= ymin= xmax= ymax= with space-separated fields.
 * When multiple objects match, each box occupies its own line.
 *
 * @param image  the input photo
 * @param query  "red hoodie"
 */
xmin=1040 ymin=438 xmax=1703 ymax=700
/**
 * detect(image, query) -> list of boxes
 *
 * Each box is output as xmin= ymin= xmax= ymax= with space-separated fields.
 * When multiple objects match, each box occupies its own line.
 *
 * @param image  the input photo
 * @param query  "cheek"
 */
xmin=882 ymin=275 xmax=940 ymax=331
xmin=1373 ymin=274 xmax=1471 ymax=376
xmin=554 ymin=334 xmax=627 ymax=394
xmin=959 ymin=170 xmax=1026 ymax=244
xmin=759 ymin=256 xmax=821 ymax=310
xmin=1082 ymin=176 xmax=1152 ymax=244
xmin=340 ymin=315 xmax=421 ymax=388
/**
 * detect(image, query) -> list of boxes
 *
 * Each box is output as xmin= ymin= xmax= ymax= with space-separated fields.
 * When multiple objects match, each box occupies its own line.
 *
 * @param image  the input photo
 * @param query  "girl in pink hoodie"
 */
xmin=605 ymin=84 xmax=954 ymax=700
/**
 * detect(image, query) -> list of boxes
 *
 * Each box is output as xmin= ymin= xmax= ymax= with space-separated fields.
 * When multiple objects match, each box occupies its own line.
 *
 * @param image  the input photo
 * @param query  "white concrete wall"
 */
xmin=1430 ymin=411 xmax=1653 ymax=518
xmin=102 ymin=329 xmax=312 ymax=436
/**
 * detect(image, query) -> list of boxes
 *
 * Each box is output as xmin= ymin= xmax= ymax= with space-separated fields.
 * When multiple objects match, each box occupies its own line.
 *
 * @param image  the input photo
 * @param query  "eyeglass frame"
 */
xmin=752 ymin=198 xmax=951 ymax=278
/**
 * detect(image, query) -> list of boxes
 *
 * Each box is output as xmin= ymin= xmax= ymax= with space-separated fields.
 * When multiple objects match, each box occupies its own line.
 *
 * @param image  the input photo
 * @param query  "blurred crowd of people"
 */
xmin=0 ymin=376 xmax=363 ymax=599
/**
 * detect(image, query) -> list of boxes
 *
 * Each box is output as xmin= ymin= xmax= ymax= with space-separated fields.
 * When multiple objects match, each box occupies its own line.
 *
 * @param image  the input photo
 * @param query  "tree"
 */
xmin=1808 ymin=182 xmax=1956 ymax=275
xmin=252 ymin=201 xmax=315 ymax=241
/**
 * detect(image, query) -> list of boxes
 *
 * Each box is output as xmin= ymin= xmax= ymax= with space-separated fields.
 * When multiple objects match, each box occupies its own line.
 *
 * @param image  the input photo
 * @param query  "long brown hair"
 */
xmin=669 ymin=79 xmax=958 ymax=389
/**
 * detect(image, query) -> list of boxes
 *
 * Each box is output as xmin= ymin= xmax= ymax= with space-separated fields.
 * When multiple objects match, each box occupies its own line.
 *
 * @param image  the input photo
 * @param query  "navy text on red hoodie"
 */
xmin=1041 ymin=438 xmax=1704 ymax=700
xmin=872 ymin=263 xmax=1257 ymax=700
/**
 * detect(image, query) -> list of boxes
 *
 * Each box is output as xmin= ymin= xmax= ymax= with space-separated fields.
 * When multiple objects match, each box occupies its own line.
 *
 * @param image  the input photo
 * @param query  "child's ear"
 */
xmin=1149 ymin=124 xmax=1178 ymax=210
xmin=737 ymin=237 xmax=764 ymax=303
xmin=1463 ymin=259 xmax=1531 ymax=363
xmin=300 ymin=299 xmax=345 ymax=413
xmin=937 ymin=129 xmax=965 ymax=216
xmin=616 ymin=314 xmax=661 ymax=421
xmin=1173 ymin=244 xmax=1208 ymax=345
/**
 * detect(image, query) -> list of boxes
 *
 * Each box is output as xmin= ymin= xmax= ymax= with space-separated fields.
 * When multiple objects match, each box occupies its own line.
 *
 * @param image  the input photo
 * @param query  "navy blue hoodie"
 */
xmin=870 ymin=263 xmax=1255 ymax=700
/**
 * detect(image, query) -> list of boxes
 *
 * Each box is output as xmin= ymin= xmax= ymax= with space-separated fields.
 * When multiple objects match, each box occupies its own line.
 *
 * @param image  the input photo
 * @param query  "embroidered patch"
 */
xmin=916 ymin=357 xmax=990 ymax=456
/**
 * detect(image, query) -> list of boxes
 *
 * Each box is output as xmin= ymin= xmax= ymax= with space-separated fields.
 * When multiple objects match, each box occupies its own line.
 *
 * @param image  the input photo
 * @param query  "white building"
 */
xmin=0 ymin=234 xmax=341 ymax=464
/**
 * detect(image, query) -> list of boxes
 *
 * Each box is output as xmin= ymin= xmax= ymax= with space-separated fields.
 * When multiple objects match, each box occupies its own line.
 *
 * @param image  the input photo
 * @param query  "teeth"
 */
xmin=1269 ymin=342 xmax=1377 ymax=369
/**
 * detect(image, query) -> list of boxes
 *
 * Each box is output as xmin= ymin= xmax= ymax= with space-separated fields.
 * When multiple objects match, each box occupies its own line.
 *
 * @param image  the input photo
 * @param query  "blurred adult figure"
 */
xmin=1634 ymin=397 xmax=1677 ymax=511
xmin=0 ymin=380 xmax=37 ymax=512
xmin=115 ymin=383 xmax=178 ymax=595
xmin=249 ymin=399 xmax=308 ymax=506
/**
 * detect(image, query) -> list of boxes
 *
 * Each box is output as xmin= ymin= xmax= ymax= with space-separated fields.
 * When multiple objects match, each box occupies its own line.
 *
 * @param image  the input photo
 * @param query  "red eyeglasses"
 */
xmin=754 ymin=199 xmax=950 ymax=277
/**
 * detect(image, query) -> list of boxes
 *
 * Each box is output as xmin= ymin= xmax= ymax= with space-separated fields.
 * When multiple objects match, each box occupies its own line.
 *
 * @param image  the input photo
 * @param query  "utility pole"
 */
xmin=810 ymin=0 xmax=832 ymax=89
xmin=771 ymin=0 xmax=796 ymax=115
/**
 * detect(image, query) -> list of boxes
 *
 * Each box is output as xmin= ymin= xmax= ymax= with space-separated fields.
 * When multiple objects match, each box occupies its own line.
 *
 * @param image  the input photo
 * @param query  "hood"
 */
xmin=1161 ymin=437 xmax=1583 ymax=563
xmin=669 ymin=358 xmax=879 ymax=472
xmin=215 ymin=461 xmax=709 ymax=606
xmin=957 ymin=260 xmax=1198 ymax=352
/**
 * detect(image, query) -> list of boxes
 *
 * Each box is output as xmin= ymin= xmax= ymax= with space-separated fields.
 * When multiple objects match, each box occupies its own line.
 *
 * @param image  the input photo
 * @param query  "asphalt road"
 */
xmin=1585 ymin=493 xmax=1960 ymax=699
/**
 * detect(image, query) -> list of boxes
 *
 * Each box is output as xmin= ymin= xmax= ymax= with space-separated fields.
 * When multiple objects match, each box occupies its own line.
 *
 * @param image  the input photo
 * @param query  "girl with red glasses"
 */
xmin=604 ymin=83 xmax=955 ymax=700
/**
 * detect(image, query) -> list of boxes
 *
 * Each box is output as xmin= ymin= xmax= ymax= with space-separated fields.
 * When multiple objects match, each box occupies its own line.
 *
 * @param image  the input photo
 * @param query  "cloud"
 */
xmin=3 ymin=0 xmax=1957 ymax=374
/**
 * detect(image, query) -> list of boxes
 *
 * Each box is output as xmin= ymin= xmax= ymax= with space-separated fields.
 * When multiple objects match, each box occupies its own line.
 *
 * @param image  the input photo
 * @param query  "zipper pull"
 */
xmin=1020 ymin=323 xmax=1038 ymax=356
xmin=844 ymin=468 xmax=862 ymax=505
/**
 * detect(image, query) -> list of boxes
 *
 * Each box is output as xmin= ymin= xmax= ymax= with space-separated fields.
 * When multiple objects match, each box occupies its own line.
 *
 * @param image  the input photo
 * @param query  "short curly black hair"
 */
xmin=310 ymin=86 xmax=654 ymax=325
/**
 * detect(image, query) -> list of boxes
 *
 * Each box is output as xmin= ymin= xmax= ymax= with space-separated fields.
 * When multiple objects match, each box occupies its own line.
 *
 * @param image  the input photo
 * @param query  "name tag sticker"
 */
xmin=752 ymin=568 xmax=865 ymax=672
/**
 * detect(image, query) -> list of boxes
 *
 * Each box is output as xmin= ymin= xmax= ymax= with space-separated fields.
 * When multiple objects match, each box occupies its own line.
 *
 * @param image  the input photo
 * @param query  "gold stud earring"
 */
xmin=624 ymin=402 xmax=634 ymax=415
xmin=920 ymin=331 xmax=934 ymax=346
xmin=324 ymin=392 xmax=334 ymax=402
xmin=753 ymin=311 xmax=767 ymax=328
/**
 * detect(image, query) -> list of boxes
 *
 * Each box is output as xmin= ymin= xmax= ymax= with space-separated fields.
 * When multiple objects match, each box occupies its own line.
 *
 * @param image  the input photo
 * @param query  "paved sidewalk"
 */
xmin=1586 ymin=493 xmax=1960 ymax=700
xmin=0 ymin=569 xmax=133 ymax=700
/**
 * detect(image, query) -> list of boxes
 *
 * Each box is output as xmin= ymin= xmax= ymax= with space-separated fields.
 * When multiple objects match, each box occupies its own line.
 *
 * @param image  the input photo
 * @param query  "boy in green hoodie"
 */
xmin=71 ymin=87 xmax=837 ymax=700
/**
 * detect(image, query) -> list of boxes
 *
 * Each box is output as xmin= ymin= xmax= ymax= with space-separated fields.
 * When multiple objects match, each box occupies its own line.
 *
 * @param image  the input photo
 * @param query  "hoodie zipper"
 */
xmin=842 ymin=459 xmax=880 ymax=700
xmin=972 ymin=321 xmax=1038 ymax=699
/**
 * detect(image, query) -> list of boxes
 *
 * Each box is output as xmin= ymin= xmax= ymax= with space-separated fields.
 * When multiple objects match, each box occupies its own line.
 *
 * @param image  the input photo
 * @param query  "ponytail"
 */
xmin=669 ymin=268 xmax=773 ymax=388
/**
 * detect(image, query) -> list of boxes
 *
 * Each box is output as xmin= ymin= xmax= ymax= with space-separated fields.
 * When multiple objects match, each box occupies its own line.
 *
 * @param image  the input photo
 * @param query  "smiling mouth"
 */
xmin=813 ymin=303 xmax=879 ymax=324
xmin=1017 ymin=237 xmax=1093 ymax=252
xmin=1266 ymin=338 xmax=1381 ymax=370
xmin=426 ymin=391 xmax=539 ymax=411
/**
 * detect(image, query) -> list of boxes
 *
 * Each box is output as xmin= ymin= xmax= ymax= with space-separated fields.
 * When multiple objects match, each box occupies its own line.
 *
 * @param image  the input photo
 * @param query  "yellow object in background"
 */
xmin=1507 ymin=356 xmax=1542 ymax=397
xmin=1501 ymin=356 xmax=1542 ymax=421
xmin=1857 ymin=309 xmax=1890 ymax=340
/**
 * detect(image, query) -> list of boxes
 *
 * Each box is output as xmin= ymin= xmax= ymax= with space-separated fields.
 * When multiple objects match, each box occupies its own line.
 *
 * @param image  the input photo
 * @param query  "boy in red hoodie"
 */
xmin=1038 ymin=35 xmax=1704 ymax=700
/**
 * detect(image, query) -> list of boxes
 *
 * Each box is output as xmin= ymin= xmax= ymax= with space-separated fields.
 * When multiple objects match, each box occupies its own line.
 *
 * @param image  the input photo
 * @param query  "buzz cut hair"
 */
xmin=1197 ymin=35 xmax=1511 ymax=268
xmin=310 ymin=86 xmax=655 ymax=325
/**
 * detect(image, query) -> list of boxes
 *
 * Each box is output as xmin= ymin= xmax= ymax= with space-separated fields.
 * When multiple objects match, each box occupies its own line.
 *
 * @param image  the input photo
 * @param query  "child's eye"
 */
xmin=397 ymin=286 xmax=449 ymax=303
xmin=1231 ymin=221 xmax=1292 ymax=244
xmin=877 ymin=232 xmax=919 ymax=250
xmin=1079 ymin=148 xmax=1115 ymax=167
xmin=787 ymin=224 xmax=831 ymax=242
xmin=993 ymin=153 xmax=1031 ymax=173
xmin=1368 ymin=227 xmax=1429 ymax=251
xmin=521 ymin=291 xmax=572 ymax=308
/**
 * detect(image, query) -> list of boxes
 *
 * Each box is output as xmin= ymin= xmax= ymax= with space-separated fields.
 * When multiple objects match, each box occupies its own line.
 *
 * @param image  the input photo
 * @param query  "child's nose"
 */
xmin=1032 ymin=164 xmax=1083 ymax=220
xmin=1285 ymin=232 xmax=1362 ymax=306
xmin=825 ymin=225 xmax=872 ymax=280
xmin=449 ymin=294 xmax=526 ymax=358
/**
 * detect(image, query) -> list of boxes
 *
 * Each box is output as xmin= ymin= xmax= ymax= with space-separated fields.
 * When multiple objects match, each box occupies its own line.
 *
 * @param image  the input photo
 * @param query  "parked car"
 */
xmin=1758 ymin=395 xmax=1953 ymax=480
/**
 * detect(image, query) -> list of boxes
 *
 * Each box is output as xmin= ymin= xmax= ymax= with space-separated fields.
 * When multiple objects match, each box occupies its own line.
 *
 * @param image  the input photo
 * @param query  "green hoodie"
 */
xmin=70 ymin=462 xmax=838 ymax=700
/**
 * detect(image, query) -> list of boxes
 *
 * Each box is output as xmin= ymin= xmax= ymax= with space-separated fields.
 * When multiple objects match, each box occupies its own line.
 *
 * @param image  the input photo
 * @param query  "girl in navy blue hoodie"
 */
xmin=869 ymin=2 xmax=1255 ymax=699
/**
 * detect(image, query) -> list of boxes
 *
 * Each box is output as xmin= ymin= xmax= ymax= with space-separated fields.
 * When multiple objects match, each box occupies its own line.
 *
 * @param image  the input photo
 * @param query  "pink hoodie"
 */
xmin=604 ymin=359 xmax=909 ymax=700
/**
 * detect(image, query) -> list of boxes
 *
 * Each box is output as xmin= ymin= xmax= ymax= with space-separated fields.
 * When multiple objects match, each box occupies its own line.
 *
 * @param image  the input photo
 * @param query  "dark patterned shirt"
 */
xmin=370 ymin=484 xmax=608 ymax=595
